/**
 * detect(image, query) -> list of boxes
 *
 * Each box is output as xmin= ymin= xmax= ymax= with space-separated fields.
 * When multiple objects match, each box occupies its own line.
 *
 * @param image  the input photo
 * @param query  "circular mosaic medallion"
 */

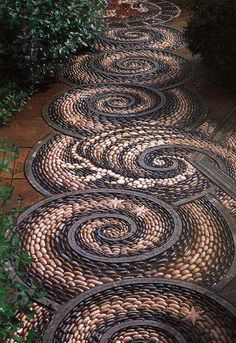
xmin=13 ymin=189 xmax=235 ymax=304
xmin=43 ymin=279 xmax=236 ymax=342
xmin=92 ymin=24 xmax=185 ymax=51
xmin=26 ymin=127 xmax=236 ymax=203
xmin=105 ymin=0 xmax=181 ymax=24
xmin=43 ymin=84 xmax=207 ymax=138
xmin=60 ymin=49 xmax=192 ymax=88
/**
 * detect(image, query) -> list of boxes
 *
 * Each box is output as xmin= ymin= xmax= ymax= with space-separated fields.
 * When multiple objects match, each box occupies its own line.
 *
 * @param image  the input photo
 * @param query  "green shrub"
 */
xmin=0 ymin=82 xmax=28 ymax=126
xmin=0 ymin=139 xmax=45 ymax=342
xmin=0 ymin=0 xmax=106 ymax=87
xmin=185 ymin=0 xmax=236 ymax=85
xmin=0 ymin=207 xmax=34 ymax=343
xmin=0 ymin=0 xmax=105 ymax=125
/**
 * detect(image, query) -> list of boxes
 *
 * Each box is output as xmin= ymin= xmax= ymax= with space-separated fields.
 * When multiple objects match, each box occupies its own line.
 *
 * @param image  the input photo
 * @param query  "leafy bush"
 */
xmin=0 ymin=207 xmax=34 ymax=343
xmin=0 ymin=82 xmax=28 ymax=126
xmin=0 ymin=139 xmax=45 ymax=342
xmin=0 ymin=0 xmax=106 ymax=87
xmin=0 ymin=0 xmax=106 ymax=125
xmin=0 ymin=139 xmax=19 ymax=203
xmin=185 ymin=0 xmax=236 ymax=85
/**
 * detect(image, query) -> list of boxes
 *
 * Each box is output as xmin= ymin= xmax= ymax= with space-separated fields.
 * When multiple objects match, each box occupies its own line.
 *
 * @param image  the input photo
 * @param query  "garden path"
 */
xmin=1 ymin=0 xmax=235 ymax=210
xmin=1 ymin=1 xmax=236 ymax=341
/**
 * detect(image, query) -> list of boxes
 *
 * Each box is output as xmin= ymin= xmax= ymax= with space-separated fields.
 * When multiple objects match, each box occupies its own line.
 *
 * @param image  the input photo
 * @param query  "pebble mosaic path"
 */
xmin=8 ymin=1 xmax=236 ymax=342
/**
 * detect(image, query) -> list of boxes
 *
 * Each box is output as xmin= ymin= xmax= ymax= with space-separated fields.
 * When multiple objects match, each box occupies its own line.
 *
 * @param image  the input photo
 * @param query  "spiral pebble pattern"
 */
xmin=60 ymin=49 xmax=192 ymax=88
xmin=14 ymin=189 xmax=234 ymax=304
xmin=27 ymin=127 xmax=236 ymax=203
xmin=44 ymin=85 xmax=207 ymax=137
xmin=119 ymin=0 xmax=181 ymax=24
xmin=43 ymin=279 xmax=236 ymax=343
xmin=92 ymin=24 xmax=185 ymax=51
xmin=10 ymin=0 xmax=236 ymax=340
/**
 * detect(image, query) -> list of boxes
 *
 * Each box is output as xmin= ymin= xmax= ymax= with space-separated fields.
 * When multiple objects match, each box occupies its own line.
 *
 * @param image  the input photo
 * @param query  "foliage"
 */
xmin=0 ymin=82 xmax=28 ymax=126
xmin=0 ymin=138 xmax=19 ymax=204
xmin=184 ymin=0 xmax=236 ymax=85
xmin=0 ymin=0 xmax=106 ymax=125
xmin=0 ymin=139 xmax=45 ymax=342
xmin=0 ymin=0 xmax=106 ymax=87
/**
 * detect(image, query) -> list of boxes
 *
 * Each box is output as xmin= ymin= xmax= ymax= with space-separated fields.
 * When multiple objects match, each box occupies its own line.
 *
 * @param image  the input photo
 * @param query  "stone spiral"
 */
xmin=118 ymin=0 xmax=181 ymax=24
xmin=13 ymin=189 xmax=235 ymax=304
xmin=26 ymin=127 xmax=236 ymax=204
xmin=92 ymin=24 xmax=185 ymax=51
xmin=8 ymin=0 xmax=236 ymax=341
xmin=60 ymin=49 xmax=192 ymax=88
xmin=43 ymin=279 xmax=236 ymax=343
xmin=43 ymin=84 xmax=207 ymax=138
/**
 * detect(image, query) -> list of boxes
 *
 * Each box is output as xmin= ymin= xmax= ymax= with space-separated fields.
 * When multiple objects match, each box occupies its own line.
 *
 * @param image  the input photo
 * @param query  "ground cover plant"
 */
xmin=0 ymin=139 xmax=46 ymax=342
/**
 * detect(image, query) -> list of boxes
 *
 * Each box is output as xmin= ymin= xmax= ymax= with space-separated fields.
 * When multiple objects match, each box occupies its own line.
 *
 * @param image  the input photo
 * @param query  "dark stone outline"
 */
xmin=59 ymin=48 xmax=193 ymax=90
xmin=42 ymin=278 xmax=236 ymax=342
xmin=25 ymin=130 xmax=225 ymax=204
xmin=94 ymin=23 xmax=186 ymax=51
xmin=42 ymin=84 xmax=207 ymax=139
xmin=100 ymin=319 xmax=188 ymax=343
xmin=7 ymin=189 xmax=236 ymax=308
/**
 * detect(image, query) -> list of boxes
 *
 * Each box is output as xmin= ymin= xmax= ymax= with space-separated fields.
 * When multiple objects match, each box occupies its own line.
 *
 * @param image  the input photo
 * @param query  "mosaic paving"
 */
xmin=195 ymin=119 xmax=218 ymax=139
xmin=105 ymin=0 xmax=181 ymax=24
xmin=7 ymin=0 xmax=236 ymax=341
xmin=26 ymin=128 xmax=236 ymax=204
xmin=43 ymin=279 xmax=236 ymax=342
xmin=214 ymin=190 xmax=236 ymax=217
xmin=60 ymin=49 xmax=192 ymax=88
xmin=224 ymin=129 xmax=236 ymax=151
xmin=43 ymin=84 xmax=207 ymax=138
xmin=92 ymin=23 xmax=185 ymax=51
xmin=11 ymin=280 xmax=236 ymax=343
xmin=195 ymin=115 xmax=236 ymax=152
xmin=12 ymin=189 xmax=235 ymax=305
